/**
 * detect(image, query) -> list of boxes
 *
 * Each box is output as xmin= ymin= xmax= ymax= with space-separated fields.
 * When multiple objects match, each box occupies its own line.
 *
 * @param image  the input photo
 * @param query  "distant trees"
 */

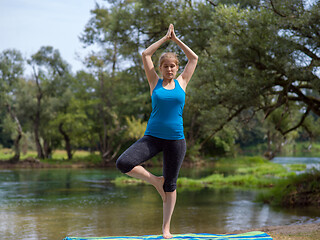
xmin=0 ymin=0 xmax=319 ymax=162
xmin=0 ymin=50 xmax=24 ymax=162
xmin=27 ymin=46 xmax=72 ymax=159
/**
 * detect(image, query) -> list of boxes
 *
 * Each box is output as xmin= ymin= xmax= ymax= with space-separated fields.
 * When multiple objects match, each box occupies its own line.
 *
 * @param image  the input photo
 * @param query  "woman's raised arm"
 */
xmin=142 ymin=27 xmax=172 ymax=95
xmin=170 ymin=25 xmax=198 ymax=90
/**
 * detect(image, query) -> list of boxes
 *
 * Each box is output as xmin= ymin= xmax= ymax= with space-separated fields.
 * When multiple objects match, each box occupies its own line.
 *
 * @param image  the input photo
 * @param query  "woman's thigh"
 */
xmin=116 ymin=135 xmax=163 ymax=173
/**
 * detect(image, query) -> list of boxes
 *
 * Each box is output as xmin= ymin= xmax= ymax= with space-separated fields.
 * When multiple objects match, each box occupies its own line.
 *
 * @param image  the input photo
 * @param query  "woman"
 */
xmin=116 ymin=24 xmax=198 ymax=239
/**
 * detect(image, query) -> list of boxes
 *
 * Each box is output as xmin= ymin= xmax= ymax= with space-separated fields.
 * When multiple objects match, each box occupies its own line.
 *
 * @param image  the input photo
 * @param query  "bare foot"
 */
xmin=154 ymin=176 xmax=166 ymax=202
xmin=162 ymin=230 xmax=173 ymax=239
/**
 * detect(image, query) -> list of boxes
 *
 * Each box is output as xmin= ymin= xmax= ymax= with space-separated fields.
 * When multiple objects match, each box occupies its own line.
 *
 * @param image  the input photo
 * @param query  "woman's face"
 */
xmin=160 ymin=58 xmax=179 ymax=80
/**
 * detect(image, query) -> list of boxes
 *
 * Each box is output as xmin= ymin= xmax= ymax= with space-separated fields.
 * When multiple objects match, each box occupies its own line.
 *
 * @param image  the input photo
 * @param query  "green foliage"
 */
xmin=200 ymin=173 xmax=278 ymax=188
xmin=217 ymin=156 xmax=268 ymax=165
xmin=75 ymin=154 xmax=102 ymax=165
xmin=112 ymin=176 xmax=144 ymax=186
xmin=0 ymin=114 xmax=16 ymax=140
xmin=1 ymin=0 xmax=320 ymax=162
xmin=14 ymin=46 xmax=74 ymax=160
xmin=287 ymin=164 xmax=307 ymax=171
xmin=40 ymin=153 xmax=102 ymax=166
xmin=0 ymin=49 xmax=24 ymax=95
xmin=186 ymin=143 xmax=202 ymax=162
xmin=189 ymin=1 xmax=320 ymax=157
xmin=0 ymin=112 xmax=13 ymax=148
xmin=235 ymin=164 xmax=287 ymax=177
xmin=124 ymin=116 xmax=148 ymax=140
xmin=0 ymin=49 xmax=25 ymax=161
xmin=177 ymin=177 xmax=204 ymax=189
xmin=258 ymin=170 xmax=320 ymax=207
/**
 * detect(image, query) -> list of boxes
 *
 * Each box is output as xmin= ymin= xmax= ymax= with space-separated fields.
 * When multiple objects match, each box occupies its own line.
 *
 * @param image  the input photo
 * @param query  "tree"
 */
xmin=80 ymin=0 xmax=207 ymax=161
xmin=27 ymin=46 xmax=71 ymax=159
xmin=79 ymin=0 xmax=319 ymax=161
xmin=0 ymin=49 xmax=24 ymax=162
xmin=188 ymin=1 xmax=319 ymax=157
xmin=82 ymin=52 xmax=128 ymax=163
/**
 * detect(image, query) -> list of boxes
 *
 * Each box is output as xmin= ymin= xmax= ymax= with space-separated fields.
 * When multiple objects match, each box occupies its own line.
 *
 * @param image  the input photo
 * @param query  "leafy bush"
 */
xmin=257 ymin=170 xmax=320 ymax=207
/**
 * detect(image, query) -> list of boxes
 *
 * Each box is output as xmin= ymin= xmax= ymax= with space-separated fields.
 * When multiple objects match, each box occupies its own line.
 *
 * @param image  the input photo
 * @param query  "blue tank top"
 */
xmin=145 ymin=79 xmax=186 ymax=140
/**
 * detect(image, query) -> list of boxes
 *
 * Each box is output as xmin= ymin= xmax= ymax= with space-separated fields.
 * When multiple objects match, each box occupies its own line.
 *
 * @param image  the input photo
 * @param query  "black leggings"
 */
xmin=116 ymin=135 xmax=186 ymax=192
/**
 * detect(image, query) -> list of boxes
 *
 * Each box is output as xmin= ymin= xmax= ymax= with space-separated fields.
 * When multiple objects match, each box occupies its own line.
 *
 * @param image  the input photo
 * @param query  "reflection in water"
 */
xmin=273 ymin=157 xmax=320 ymax=172
xmin=0 ymin=168 xmax=319 ymax=240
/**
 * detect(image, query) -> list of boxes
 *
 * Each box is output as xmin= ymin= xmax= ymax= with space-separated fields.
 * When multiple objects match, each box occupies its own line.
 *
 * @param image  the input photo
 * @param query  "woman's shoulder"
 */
xmin=176 ymin=78 xmax=187 ymax=92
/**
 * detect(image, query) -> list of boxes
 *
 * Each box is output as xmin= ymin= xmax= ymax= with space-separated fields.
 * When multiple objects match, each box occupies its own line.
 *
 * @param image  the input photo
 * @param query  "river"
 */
xmin=0 ymin=157 xmax=319 ymax=240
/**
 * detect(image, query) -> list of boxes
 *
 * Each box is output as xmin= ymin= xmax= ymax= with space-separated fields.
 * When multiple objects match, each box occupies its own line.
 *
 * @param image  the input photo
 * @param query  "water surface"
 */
xmin=0 ymin=165 xmax=319 ymax=240
xmin=272 ymin=156 xmax=320 ymax=172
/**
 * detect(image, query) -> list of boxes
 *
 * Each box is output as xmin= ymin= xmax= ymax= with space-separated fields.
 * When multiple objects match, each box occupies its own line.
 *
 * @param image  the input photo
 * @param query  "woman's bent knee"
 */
xmin=116 ymin=155 xmax=133 ymax=173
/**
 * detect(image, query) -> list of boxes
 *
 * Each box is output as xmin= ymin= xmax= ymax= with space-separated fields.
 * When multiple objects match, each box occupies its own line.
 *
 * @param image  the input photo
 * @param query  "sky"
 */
xmin=0 ymin=0 xmax=107 ymax=75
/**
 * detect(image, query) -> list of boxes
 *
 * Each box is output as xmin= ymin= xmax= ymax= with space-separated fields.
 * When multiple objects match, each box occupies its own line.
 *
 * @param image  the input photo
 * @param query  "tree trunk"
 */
xmin=98 ymin=70 xmax=109 ymax=163
xmin=10 ymin=133 xmax=22 ymax=163
xmin=34 ymin=120 xmax=44 ymax=159
xmin=59 ymin=122 xmax=73 ymax=160
xmin=264 ymin=131 xmax=275 ymax=160
xmin=33 ymin=69 xmax=45 ymax=159
xmin=99 ymin=133 xmax=109 ymax=163
xmin=34 ymin=97 xmax=45 ymax=159
xmin=43 ymin=139 xmax=52 ymax=159
xmin=112 ymin=41 xmax=117 ymax=78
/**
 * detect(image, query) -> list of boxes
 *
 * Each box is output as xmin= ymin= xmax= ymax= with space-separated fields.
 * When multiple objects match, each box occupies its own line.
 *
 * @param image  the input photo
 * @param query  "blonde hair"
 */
xmin=159 ymin=52 xmax=179 ymax=67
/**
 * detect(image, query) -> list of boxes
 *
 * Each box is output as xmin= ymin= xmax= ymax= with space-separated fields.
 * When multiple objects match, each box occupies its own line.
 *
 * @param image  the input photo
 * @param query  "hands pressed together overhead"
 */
xmin=165 ymin=24 xmax=177 ymax=41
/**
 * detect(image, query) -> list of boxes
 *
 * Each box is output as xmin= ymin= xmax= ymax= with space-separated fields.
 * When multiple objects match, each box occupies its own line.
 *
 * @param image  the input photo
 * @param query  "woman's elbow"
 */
xmin=142 ymin=50 xmax=149 ymax=58
xmin=191 ymin=54 xmax=198 ymax=63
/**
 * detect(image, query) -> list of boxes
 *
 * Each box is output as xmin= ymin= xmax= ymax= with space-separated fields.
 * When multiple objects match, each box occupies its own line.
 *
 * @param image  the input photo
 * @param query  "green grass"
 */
xmin=114 ymin=156 xmax=295 ymax=189
xmin=257 ymin=169 xmax=320 ymax=207
xmin=0 ymin=148 xmax=36 ymax=160
xmin=287 ymin=164 xmax=307 ymax=171
xmin=112 ymin=176 xmax=144 ymax=186
xmin=0 ymin=148 xmax=102 ymax=165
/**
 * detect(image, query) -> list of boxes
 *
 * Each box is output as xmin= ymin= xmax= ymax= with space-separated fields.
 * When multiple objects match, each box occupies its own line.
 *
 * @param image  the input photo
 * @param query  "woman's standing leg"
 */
xmin=162 ymin=190 xmax=177 ymax=238
xmin=162 ymin=139 xmax=186 ymax=238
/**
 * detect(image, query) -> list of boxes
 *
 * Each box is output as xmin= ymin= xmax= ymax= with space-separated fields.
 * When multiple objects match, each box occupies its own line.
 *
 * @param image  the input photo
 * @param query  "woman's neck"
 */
xmin=162 ymin=78 xmax=174 ymax=84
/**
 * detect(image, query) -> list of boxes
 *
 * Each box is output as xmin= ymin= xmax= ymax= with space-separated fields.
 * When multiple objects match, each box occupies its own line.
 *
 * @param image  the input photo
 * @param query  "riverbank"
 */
xmin=0 ymin=158 xmax=96 ymax=168
xmin=113 ymin=156 xmax=296 ymax=189
xmin=2 ymin=155 xmax=320 ymax=210
xmin=229 ymin=222 xmax=320 ymax=240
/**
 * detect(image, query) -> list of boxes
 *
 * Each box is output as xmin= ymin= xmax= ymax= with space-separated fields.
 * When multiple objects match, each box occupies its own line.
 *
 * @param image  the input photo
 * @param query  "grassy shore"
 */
xmin=113 ymin=156 xmax=320 ymax=208
xmin=113 ymin=156 xmax=297 ymax=189
xmin=0 ymin=148 xmax=97 ymax=160
xmin=0 ymin=148 xmax=103 ymax=167
xmin=2 ymin=148 xmax=296 ymax=190
xmin=2 ymin=149 xmax=319 ymax=208
xmin=257 ymin=169 xmax=320 ymax=207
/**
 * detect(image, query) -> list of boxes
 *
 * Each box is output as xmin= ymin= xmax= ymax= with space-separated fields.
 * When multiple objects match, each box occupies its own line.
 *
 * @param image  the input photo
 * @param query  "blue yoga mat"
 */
xmin=63 ymin=231 xmax=273 ymax=240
